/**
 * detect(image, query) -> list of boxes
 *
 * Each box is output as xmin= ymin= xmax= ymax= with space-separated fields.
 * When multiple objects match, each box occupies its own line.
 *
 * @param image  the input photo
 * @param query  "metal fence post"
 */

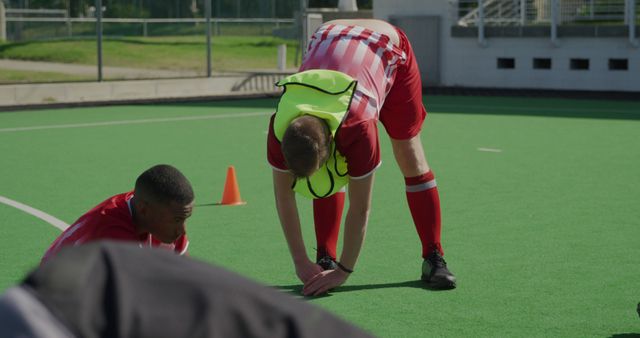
xmin=0 ymin=1 xmax=6 ymax=41
xmin=630 ymin=0 xmax=638 ymax=47
xmin=551 ymin=0 xmax=558 ymax=46
xmin=295 ymin=0 xmax=308 ymax=66
xmin=65 ymin=11 xmax=72 ymax=37
xmin=277 ymin=44 xmax=286 ymax=71
xmin=206 ymin=0 xmax=212 ymax=77
xmin=215 ymin=0 xmax=220 ymax=35
xmin=96 ymin=0 xmax=103 ymax=82
xmin=478 ymin=0 xmax=486 ymax=46
xmin=521 ymin=0 xmax=526 ymax=25
xmin=625 ymin=0 xmax=630 ymax=25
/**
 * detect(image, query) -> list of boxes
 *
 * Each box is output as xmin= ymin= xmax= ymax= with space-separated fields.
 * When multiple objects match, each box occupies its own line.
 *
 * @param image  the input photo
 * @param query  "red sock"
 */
xmin=312 ymin=191 xmax=345 ymax=261
xmin=405 ymin=171 xmax=443 ymax=258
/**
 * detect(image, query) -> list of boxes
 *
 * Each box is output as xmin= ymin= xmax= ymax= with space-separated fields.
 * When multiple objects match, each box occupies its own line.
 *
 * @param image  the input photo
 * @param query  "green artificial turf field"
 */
xmin=1 ymin=96 xmax=639 ymax=337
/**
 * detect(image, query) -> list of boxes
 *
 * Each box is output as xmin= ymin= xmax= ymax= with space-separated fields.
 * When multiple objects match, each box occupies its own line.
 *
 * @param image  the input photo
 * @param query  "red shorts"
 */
xmin=379 ymin=28 xmax=427 ymax=140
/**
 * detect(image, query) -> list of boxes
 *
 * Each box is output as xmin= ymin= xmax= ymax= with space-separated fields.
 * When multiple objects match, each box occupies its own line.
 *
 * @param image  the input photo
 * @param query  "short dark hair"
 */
xmin=135 ymin=164 xmax=194 ymax=205
xmin=281 ymin=115 xmax=331 ymax=178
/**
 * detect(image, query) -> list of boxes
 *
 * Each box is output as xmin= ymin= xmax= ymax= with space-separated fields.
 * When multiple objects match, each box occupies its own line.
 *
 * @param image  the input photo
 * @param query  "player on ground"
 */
xmin=41 ymin=164 xmax=194 ymax=263
xmin=267 ymin=19 xmax=456 ymax=295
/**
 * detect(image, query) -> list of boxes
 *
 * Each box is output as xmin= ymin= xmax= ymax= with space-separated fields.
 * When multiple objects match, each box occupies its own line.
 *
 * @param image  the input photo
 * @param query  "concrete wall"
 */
xmin=389 ymin=15 xmax=441 ymax=86
xmin=374 ymin=0 xmax=640 ymax=92
xmin=444 ymin=36 xmax=639 ymax=91
xmin=0 ymin=76 xmax=280 ymax=109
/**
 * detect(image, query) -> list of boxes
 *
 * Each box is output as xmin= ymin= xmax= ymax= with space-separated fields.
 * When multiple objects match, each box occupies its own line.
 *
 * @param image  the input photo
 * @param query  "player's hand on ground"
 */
xmin=302 ymin=269 xmax=349 ymax=297
xmin=294 ymin=259 xmax=324 ymax=284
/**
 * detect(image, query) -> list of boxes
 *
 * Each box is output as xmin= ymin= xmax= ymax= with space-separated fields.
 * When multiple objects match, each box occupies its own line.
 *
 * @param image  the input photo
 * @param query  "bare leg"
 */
xmin=390 ymin=134 xmax=429 ymax=177
xmin=390 ymin=132 xmax=441 ymax=256
xmin=391 ymin=133 xmax=456 ymax=289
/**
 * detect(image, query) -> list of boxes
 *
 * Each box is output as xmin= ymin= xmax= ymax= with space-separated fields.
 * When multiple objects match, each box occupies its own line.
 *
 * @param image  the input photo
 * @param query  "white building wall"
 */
xmin=374 ymin=0 xmax=640 ymax=92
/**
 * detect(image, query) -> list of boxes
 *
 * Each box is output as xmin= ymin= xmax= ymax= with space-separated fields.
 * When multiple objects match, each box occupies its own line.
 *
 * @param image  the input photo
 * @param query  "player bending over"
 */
xmin=267 ymin=19 xmax=456 ymax=296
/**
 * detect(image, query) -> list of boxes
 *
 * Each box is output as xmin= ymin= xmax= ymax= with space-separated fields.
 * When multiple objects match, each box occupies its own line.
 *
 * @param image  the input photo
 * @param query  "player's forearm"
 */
xmin=277 ymin=208 xmax=308 ymax=263
xmin=339 ymin=175 xmax=374 ymax=271
xmin=339 ymin=205 xmax=370 ymax=270
xmin=273 ymin=172 xmax=308 ymax=263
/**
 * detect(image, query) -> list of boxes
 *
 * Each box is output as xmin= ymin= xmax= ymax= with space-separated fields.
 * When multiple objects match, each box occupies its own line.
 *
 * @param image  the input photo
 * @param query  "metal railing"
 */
xmin=454 ymin=0 xmax=638 ymax=46
xmin=4 ymin=17 xmax=295 ymax=39
xmin=458 ymin=0 xmax=522 ymax=26
xmin=5 ymin=8 xmax=68 ymax=17
xmin=456 ymin=0 xmax=636 ymax=26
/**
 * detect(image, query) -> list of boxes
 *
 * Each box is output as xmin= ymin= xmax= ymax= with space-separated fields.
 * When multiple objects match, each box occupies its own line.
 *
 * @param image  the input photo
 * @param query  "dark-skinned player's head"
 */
xmin=281 ymin=115 xmax=332 ymax=178
xmin=133 ymin=164 xmax=194 ymax=243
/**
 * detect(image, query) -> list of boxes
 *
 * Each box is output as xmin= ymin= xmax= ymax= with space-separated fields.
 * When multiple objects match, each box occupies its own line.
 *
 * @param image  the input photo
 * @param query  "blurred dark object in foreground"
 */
xmin=0 ymin=241 xmax=373 ymax=338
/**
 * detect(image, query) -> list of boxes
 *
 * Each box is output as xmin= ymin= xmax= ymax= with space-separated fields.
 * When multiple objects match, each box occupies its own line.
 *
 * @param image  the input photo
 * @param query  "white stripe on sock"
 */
xmin=406 ymin=179 xmax=437 ymax=193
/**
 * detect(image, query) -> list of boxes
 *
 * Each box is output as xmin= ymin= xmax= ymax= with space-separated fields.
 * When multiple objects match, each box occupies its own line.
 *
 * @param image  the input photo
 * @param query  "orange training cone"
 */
xmin=218 ymin=166 xmax=246 ymax=206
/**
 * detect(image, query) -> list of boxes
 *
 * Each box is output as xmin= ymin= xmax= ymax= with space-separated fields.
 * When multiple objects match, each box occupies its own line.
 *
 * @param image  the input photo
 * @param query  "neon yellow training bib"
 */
xmin=274 ymin=69 xmax=357 ymax=199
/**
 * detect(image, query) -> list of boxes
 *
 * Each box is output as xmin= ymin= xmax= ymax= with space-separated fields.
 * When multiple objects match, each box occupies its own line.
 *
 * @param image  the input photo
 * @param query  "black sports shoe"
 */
xmin=421 ymin=250 xmax=456 ymax=290
xmin=316 ymin=255 xmax=338 ymax=271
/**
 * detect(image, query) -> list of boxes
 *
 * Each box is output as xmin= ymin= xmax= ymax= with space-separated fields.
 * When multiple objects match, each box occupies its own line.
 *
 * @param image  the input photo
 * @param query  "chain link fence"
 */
xmin=0 ymin=0 xmax=304 ymax=83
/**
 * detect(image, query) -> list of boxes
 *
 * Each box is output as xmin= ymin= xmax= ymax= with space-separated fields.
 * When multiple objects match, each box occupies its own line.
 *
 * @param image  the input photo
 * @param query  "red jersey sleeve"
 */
xmin=174 ymin=234 xmax=189 ymax=255
xmin=336 ymin=120 xmax=381 ymax=178
xmin=266 ymin=114 xmax=288 ymax=171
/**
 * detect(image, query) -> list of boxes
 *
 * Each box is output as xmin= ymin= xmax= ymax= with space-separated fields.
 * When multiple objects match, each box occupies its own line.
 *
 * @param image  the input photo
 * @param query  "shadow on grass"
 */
xmin=195 ymin=203 xmax=221 ymax=207
xmin=156 ymin=96 xmax=640 ymax=121
xmin=273 ymin=279 xmax=453 ymax=299
xmin=0 ymin=37 xmax=204 ymax=49
xmin=422 ymin=89 xmax=640 ymax=120
xmin=608 ymin=334 xmax=640 ymax=338
xmin=428 ymin=103 xmax=640 ymax=121
xmin=108 ymin=37 xmax=205 ymax=47
xmin=0 ymin=41 xmax=32 ymax=53
xmin=1 ymin=36 xmax=293 ymax=48
xmin=107 ymin=36 xmax=294 ymax=48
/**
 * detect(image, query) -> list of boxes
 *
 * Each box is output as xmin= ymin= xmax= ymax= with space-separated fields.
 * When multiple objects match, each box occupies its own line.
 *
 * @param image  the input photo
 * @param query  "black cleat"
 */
xmin=421 ymin=250 xmax=457 ymax=290
xmin=316 ymin=255 xmax=338 ymax=271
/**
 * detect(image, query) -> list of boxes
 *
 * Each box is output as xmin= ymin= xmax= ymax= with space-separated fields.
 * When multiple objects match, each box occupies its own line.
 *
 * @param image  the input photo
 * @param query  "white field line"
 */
xmin=0 ymin=111 xmax=271 ymax=133
xmin=0 ymin=195 xmax=69 ymax=231
xmin=477 ymin=147 xmax=503 ymax=153
xmin=2 ymin=102 xmax=636 ymax=133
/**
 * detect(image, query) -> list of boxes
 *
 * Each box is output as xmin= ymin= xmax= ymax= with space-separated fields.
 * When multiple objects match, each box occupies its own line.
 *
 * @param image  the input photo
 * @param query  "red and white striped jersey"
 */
xmin=301 ymin=23 xmax=407 ymax=122
xmin=41 ymin=192 xmax=189 ymax=263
